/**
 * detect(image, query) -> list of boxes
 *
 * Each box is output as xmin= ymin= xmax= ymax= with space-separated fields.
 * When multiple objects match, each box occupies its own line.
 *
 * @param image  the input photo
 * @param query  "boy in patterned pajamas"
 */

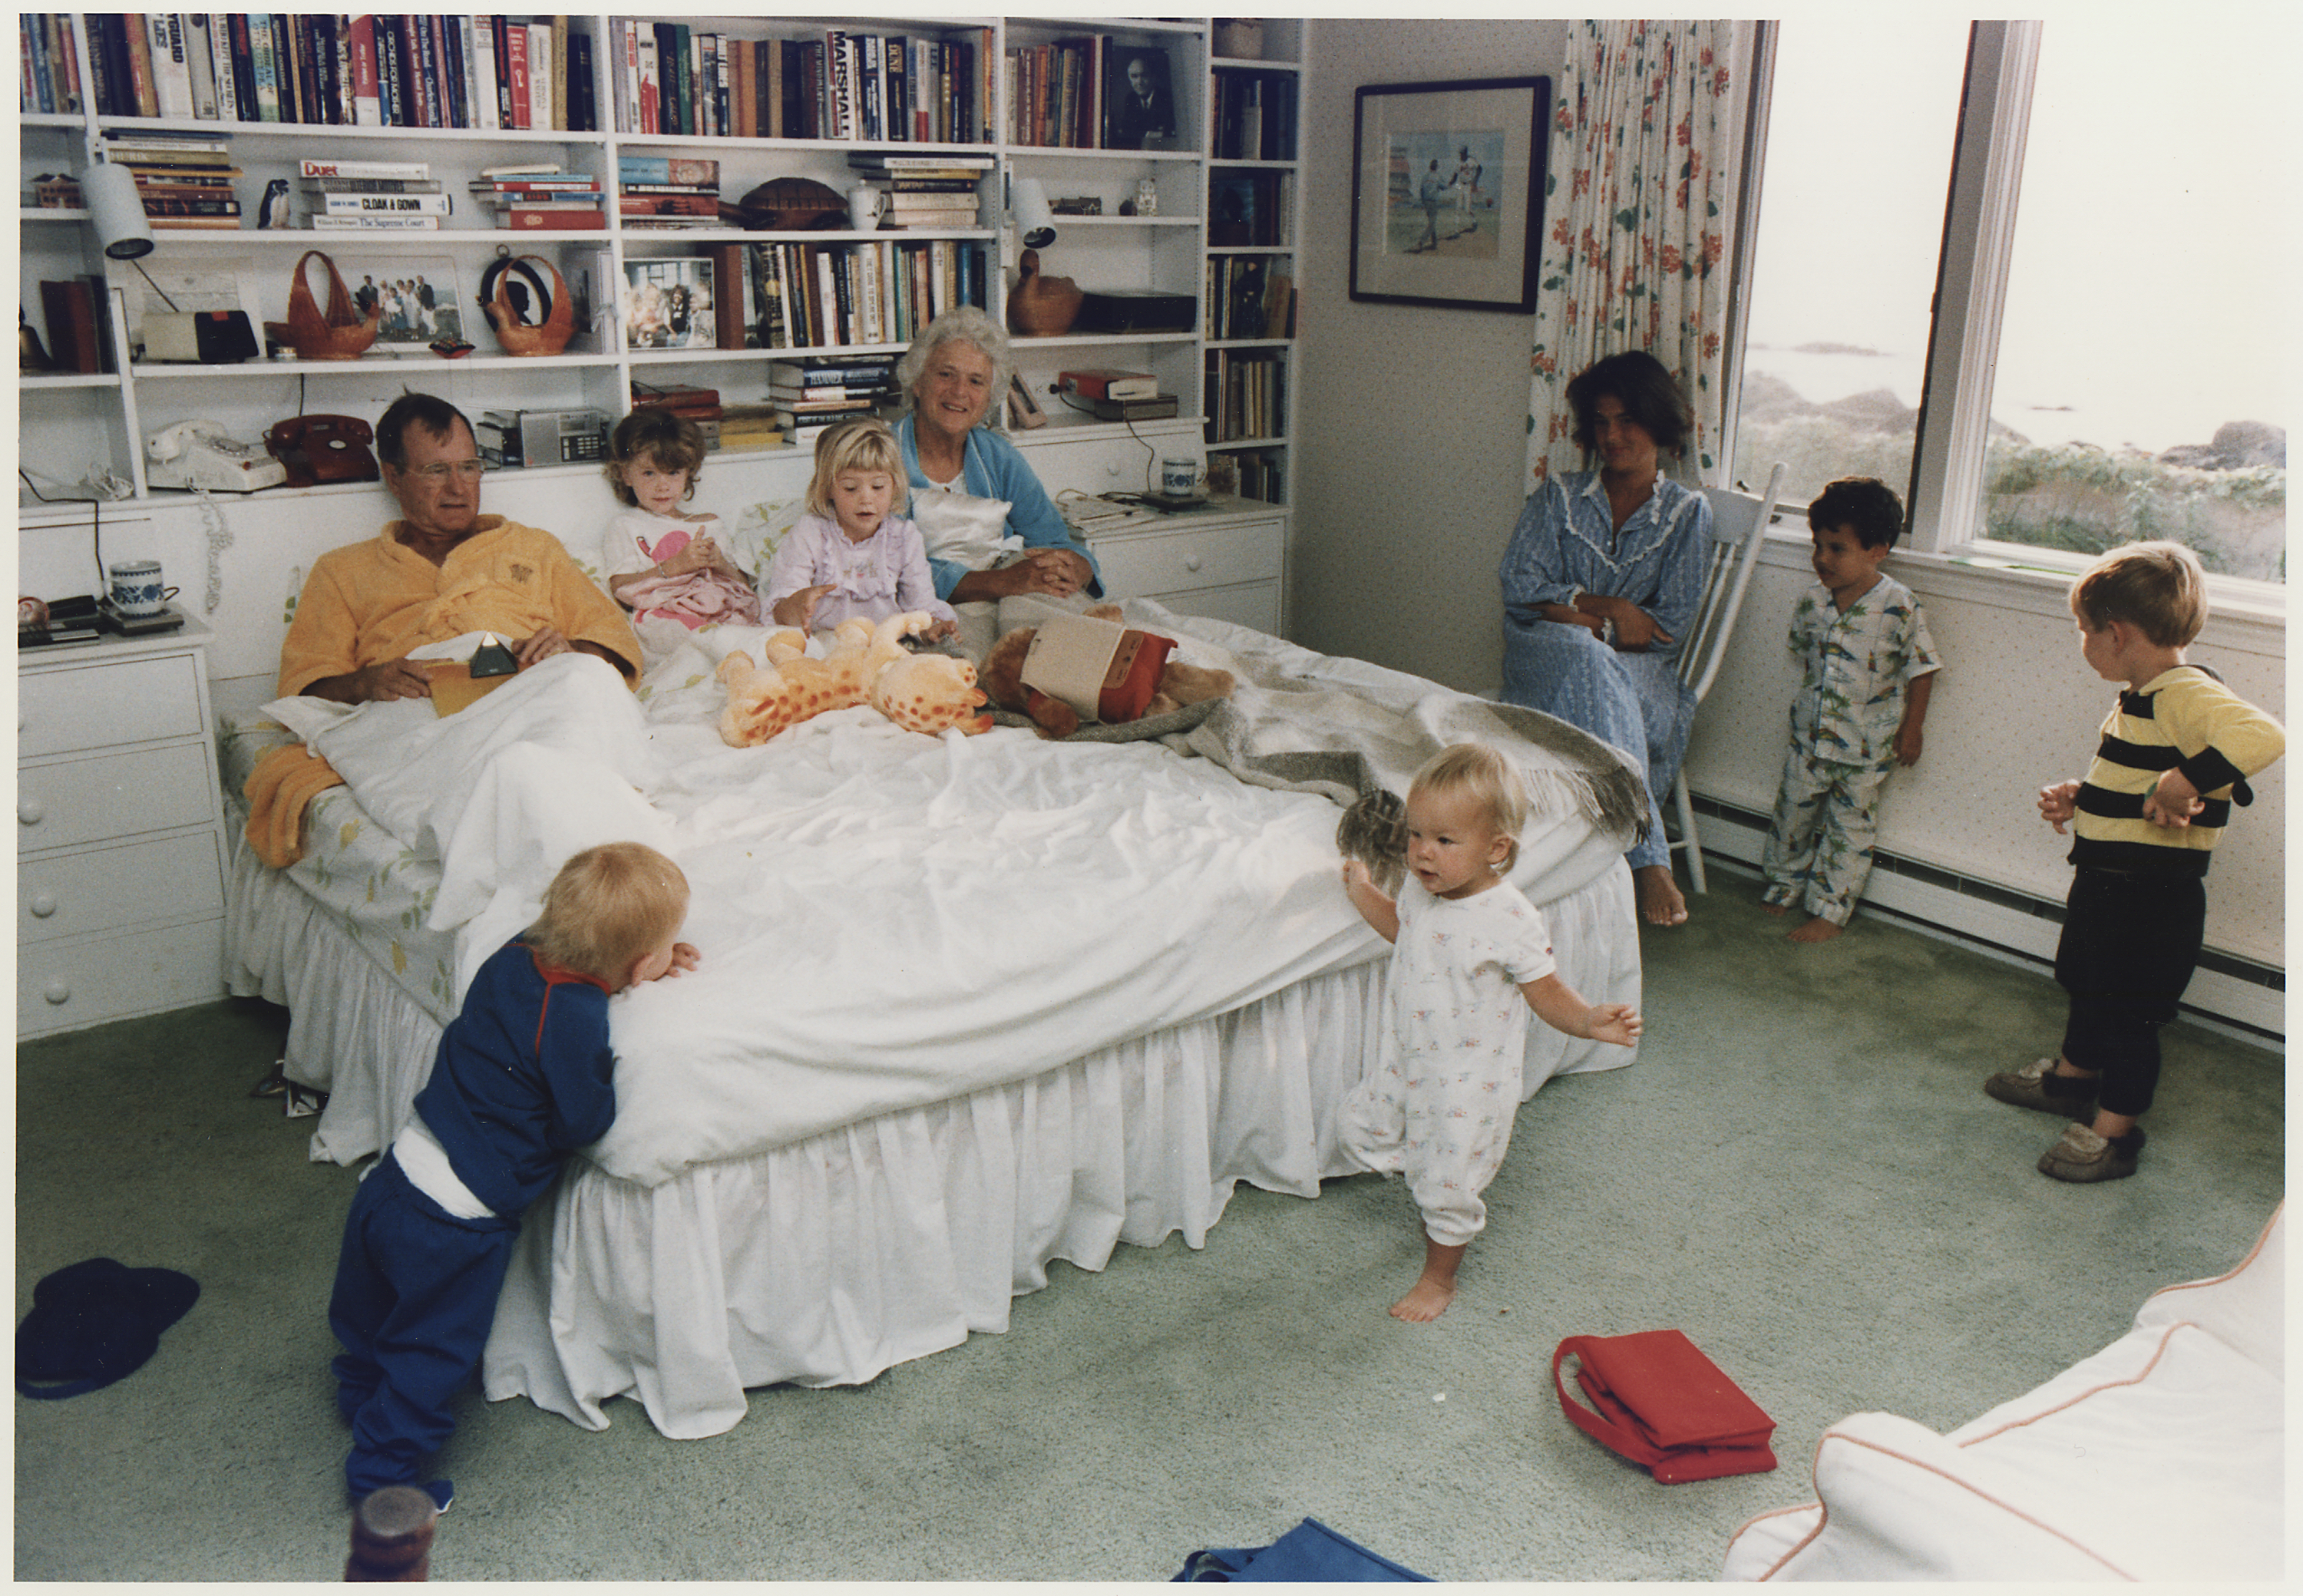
xmin=1762 ymin=478 xmax=1941 ymax=942
xmin=1340 ymin=744 xmax=1641 ymax=1323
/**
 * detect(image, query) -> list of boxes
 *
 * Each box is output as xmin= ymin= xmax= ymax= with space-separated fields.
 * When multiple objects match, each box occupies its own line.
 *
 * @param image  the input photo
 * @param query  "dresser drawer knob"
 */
xmin=1185 ymin=555 xmax=1204 ymax=573
xmin=28 ymin=892 xmax=58 ymax=918
xmin=43 ymin=978 xmax=71 ymax=1006
xmin=18 ymin=797 xmax=45 ymax=827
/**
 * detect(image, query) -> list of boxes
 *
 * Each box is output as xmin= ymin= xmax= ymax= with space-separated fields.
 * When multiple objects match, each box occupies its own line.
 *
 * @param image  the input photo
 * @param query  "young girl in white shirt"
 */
xmin=1340 ymin=743 xmax=1643 ymax=1321
xmin=762 ymin=418 xmax=958 ymax=641
xmin=600 ymin=408 xmax=761 ymax=649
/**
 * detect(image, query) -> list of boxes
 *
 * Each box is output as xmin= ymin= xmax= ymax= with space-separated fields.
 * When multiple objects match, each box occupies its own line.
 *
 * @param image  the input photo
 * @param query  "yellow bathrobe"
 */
xmin=253 ymin=517 xmax=641 ymax=865
xmin=277 ymin=517 xmax=639 ymax=698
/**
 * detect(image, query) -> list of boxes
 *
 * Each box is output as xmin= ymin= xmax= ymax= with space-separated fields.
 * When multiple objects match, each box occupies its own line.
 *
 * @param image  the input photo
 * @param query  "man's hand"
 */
xmin=306 ymin=658 xmax=435 ymax=703
xmin=772 ymin=584 xmax=831 ymax=631
xmin=514 ymin=627 xmax=577 ymax=668
xmin=2038 ymin=779 xmax=2081 ymax=834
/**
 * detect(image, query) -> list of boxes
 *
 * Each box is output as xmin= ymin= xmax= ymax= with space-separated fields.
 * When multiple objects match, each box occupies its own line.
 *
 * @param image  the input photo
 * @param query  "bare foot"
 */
xmin=1787 ymin=916 xmax=1843 ymax=943
xmin=1761 ymin=901 xmax=1789 ymax=917
xmin=1634 ymin=864 xmax=1688 ymax=927
xmin=1390 ymin=1275 xmax=1456 ymax=1322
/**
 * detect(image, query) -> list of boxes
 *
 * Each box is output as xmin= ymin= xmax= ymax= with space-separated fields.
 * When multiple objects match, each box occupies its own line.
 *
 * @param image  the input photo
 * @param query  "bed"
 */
xmin=223 ymin=598 xmax=1644 ymax=1439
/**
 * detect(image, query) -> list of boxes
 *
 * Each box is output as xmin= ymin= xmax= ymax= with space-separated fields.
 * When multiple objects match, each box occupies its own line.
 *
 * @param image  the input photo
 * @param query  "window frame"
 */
xmin=1730 ymin=19 xmax=2286 ymax=613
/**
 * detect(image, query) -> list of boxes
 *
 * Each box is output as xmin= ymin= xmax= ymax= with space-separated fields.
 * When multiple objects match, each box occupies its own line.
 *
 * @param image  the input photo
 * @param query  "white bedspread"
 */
xmin=260 ymin=607 xmax=1633 ymax=1191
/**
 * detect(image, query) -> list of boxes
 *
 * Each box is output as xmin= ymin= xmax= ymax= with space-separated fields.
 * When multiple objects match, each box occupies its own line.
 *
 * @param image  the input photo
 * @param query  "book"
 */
xmin=504 ymin=207 xmax=606 ymax=231
xmin=303 ymin=177 xmax=443 ymax=194
xmin=309 ymin=213 xmax=441 ymax=231
xmin=38 ymin=279 xmax=101 ymax=374
xmin=619 ymin=156 xmax=719 ymax=187
xmin=296 ymin=156 xmax=426 ymax=180
xmin=313 ymin=192 xmax=448 ymax=214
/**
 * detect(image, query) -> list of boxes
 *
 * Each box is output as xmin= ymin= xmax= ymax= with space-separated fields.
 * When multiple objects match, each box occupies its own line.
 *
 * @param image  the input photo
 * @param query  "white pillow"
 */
xmin=910 ymin=483 xmax=1020 ymax=569
xmin=728 ymin=497 xmax=808 ymax=578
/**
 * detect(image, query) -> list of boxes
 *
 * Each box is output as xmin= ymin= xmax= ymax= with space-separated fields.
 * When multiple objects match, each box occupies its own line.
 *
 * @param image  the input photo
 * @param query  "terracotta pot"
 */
xmin=263 ymin=249 xmax=379 ymax=362
xmin=1006 ymin=249 xmax=1081 ymax=338
xmin=479 ymin=254 xmax=573 ymax=357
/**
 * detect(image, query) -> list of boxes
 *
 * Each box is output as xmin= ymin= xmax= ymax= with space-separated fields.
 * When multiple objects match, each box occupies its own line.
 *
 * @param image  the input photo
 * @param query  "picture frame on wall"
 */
xmin=1348 ymin=75 xmax=1550 ymax=312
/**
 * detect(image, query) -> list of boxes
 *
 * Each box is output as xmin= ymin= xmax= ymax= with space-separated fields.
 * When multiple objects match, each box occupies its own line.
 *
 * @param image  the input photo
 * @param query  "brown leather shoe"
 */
xmin=1985 ymin=1056 xmax=2099 ymax=1116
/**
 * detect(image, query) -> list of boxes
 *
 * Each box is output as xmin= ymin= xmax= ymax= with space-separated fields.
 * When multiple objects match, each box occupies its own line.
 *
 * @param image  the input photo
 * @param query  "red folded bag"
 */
xmin=1553 ymin=1330 xmax=1778 ymax=1483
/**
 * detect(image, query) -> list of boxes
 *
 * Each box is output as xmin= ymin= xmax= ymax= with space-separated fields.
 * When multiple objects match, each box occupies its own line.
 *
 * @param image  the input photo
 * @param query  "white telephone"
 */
xmin=145 ymin=420 xmax=288 ymax=494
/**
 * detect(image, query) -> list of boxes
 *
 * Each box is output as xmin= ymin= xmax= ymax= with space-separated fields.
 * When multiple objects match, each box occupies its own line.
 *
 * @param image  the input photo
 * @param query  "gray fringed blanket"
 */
xmin=1002 ymin=596 xmax=1650 ymax=847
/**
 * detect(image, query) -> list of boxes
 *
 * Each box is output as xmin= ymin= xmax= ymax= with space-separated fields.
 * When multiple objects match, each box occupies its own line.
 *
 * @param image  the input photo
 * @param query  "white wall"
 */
xmin=1294 ymin=18 xmax=1570 ymax=692
xmin=1292 ymin=18 xmax=2285 ymax=983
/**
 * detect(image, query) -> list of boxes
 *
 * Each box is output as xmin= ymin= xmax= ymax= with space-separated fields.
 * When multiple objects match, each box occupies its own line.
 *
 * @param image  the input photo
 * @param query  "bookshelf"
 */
xmin=18 ymin=13 xmax=1307 ymax=616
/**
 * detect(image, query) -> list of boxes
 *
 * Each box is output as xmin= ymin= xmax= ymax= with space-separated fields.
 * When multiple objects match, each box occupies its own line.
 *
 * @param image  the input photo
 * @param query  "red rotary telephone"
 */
xmin=266 ymin=415 xmax=380 ymax=487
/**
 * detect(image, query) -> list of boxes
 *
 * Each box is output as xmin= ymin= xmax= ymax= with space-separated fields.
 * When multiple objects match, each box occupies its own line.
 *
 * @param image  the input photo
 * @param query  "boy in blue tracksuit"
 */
xmin=329 ymin=841 xmax=697 ymax=1511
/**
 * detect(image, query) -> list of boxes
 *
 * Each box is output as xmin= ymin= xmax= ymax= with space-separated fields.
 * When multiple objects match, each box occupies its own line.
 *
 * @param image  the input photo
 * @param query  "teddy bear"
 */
xmin=715 ymin=612 xmax=989 ymax=747
xmin=980 ymin=605 xmax=1234 ymax=739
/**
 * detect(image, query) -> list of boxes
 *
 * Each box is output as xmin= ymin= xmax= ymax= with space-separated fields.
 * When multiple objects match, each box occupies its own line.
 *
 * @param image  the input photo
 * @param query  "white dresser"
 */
xmin=1086 ymin=496 xmax=1288 ymax=635
xmin=17 ymin=618 xmax=230 ymax=1038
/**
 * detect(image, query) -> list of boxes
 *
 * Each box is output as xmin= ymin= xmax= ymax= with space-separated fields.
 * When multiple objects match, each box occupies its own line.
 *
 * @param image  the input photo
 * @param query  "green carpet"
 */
xmin=13 ymin=873 xmax=2282 ymax=1579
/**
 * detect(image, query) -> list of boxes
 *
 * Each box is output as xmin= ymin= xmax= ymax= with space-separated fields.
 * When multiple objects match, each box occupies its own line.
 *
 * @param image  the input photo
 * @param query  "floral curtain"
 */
xmin=1526 ymin=20 xmax=1745 ymax=491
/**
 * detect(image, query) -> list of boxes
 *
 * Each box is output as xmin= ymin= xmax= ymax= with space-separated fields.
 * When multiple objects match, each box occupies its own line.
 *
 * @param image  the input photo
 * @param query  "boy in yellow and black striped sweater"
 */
xmin=1986 ymin=542 xmax=2283 ymax=1182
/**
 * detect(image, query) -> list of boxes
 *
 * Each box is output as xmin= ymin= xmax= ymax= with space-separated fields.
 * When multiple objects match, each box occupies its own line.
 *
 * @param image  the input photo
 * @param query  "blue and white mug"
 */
xmin=107 ymin=560 xmax=177 ymax=618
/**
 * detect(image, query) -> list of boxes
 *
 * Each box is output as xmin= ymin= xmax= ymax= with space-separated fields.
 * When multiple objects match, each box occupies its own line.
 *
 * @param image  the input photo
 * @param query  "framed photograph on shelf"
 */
xmin=1103 ymin=44 xmax=1178 ymax=150
xmin=622 ymin=257 xmax=716 ymax=350
xmin=1349 ymin=75 xmax=1550 ymax=312
xmin=338 ymin=256 xmax=465 ymax=352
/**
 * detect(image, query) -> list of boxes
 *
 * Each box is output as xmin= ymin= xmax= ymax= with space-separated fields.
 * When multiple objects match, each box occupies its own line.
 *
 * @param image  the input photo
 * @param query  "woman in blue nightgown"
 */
xmin=1500 ymin=351 xmax=1713 ymax=927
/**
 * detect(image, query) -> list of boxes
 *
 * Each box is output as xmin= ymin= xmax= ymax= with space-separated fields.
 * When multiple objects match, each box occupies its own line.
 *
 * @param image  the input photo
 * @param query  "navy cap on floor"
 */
xmin=16 ymin=1258 xmax=200 ymax=1400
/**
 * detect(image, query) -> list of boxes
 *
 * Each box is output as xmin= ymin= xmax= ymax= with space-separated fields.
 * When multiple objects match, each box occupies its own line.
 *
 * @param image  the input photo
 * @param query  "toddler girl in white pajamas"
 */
xmin=1340 ymin=743 xmax=1642 ymax=1322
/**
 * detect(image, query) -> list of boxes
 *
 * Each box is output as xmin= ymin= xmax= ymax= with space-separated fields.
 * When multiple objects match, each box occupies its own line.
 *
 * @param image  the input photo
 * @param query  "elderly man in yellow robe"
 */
xmin=279 ymin=392 xmax=638 ymax=701
xmin=259 ymin=393 xmax=668 ymax=996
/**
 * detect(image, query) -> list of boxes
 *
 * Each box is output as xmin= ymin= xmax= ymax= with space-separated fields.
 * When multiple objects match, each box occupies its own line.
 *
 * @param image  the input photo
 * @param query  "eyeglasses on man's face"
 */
xmin=404 ymin=460 xmax=488 ymax=482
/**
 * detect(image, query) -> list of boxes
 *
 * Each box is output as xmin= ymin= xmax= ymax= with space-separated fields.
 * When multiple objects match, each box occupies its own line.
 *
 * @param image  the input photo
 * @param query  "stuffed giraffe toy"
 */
xmin=714 ymin=612 xmax=990 ymax=747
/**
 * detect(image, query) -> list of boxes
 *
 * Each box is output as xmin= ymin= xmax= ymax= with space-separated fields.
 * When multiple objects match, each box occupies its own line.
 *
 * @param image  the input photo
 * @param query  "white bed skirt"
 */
xmin=227 ymin=827 xmax=1638 ymax=1438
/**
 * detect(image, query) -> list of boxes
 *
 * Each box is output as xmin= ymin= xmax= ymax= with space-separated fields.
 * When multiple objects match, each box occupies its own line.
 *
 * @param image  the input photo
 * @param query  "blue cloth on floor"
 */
xmin=1175 ymin=1518 xmax=1432 ymax=1581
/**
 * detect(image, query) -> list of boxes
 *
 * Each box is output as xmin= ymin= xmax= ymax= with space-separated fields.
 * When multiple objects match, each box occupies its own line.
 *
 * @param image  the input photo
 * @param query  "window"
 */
xmin=1733 ymin=21 xmax=2286 ymax=583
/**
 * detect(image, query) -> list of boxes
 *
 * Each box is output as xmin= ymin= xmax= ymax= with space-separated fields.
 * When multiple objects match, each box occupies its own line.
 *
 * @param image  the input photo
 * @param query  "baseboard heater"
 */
xmin=1682 ymin=794 xmax=2284 ymax=1040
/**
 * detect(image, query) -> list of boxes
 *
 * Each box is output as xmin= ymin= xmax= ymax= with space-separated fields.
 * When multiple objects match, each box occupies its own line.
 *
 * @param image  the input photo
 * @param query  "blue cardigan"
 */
xmin=894 ymin=414 xmax=1103 ymax=601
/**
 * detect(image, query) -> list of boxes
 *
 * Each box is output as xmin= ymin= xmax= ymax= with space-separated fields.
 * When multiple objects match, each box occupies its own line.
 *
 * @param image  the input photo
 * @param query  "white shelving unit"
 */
xmin=20 ymin=14 xmax=1305 ymax=517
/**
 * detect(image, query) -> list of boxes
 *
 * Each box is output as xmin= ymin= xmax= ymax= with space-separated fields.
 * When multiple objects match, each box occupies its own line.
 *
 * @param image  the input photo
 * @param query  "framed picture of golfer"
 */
xmin=1350 ymin=76 xmax=1549 ymax=312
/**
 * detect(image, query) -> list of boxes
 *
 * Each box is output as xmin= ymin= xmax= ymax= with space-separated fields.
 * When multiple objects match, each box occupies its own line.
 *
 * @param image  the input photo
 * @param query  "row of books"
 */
xmin=1204 ymin=256 xmax=1297 ymax=343
xmin=78 ymin=15 xmax=596 ymax=131
xmin=609 ymin=23 xmax=993 ymax=146
xmin=34 ymin=279 xmax=113 ymax=375
xmin=104 ymin=130 xmax=242 ymax=230
xmin=619 ymin=154 xmax=719 ymax=234
xmin=1204 ymin=350 xmax=1286 ymax=445
xmin=736 ymin=240 xmax=988 ymax=355
xmin=20 ymin=15 xmax=84 ymax=115
xmin=1215 ymin=446 xmax=1285 ymax=506
xmin=1209 ymin=69 xmax=1300 ymax=163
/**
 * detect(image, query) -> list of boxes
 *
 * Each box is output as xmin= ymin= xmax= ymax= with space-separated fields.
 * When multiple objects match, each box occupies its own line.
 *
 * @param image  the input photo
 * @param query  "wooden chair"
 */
xmin=1670 ymin=463 xmax=1786 ymax=894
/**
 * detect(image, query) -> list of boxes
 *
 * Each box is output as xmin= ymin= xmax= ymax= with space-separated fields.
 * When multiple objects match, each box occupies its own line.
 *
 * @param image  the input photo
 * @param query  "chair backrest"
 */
xmin=1677 ymin=462 xmax=1786 ymax=702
